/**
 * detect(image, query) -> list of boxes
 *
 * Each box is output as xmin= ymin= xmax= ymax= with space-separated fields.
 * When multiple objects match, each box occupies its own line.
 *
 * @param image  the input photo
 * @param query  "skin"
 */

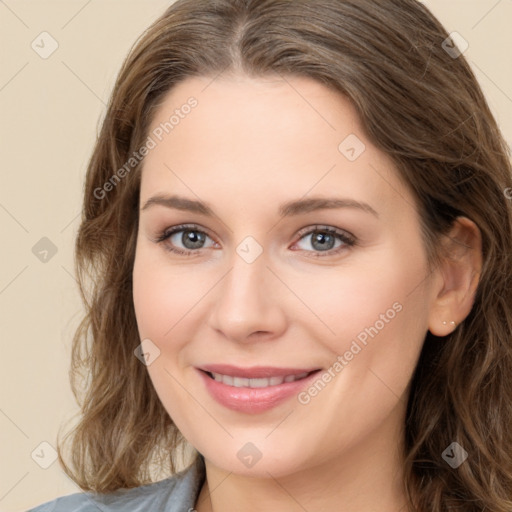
xmin=132 ymin=74 xmax=482 ymax=512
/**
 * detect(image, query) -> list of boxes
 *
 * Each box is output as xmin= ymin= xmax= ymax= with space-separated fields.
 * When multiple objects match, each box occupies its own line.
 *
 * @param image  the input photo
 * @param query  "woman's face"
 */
xmin=133 ymin=74 xmax=436 ymax=477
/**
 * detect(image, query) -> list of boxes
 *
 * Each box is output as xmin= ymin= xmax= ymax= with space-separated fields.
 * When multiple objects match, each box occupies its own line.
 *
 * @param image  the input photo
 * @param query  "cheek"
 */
xmin=132 ymin=248 xmax=204 ymax=343
xmin=132 ymin=270 xmax=174 ymax=340
xmin=292 ymin=246 xmax=430 ymax=397
xmin=287 ymin=257 xmax=424 ymax=351
xmin=288 ymin=269 xmax=429 ymax=455
xmin=132 ymin=251 xmax=204 ymax=427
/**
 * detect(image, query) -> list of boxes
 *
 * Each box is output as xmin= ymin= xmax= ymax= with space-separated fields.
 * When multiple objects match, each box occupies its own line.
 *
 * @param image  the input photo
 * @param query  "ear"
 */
xmin=428 ymin=217 xmax=482 ymax=337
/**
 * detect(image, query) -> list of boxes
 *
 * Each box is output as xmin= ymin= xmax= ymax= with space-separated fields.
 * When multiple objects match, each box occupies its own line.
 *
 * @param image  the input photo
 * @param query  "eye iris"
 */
xmin=182 ymin=230 xmax=205 ymax=249
xmin=311 ymin=231 xmax=335 ymax=251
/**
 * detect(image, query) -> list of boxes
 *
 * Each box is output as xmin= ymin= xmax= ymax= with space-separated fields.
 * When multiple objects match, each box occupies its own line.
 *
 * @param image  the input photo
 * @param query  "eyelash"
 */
xmin=154 ymin=223 xmax=356 ymax=258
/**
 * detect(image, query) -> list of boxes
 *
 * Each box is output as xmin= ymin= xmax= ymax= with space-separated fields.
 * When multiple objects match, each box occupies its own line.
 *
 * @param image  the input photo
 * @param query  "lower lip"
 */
xmin=197 ymin=369 xmax=321 ymax=414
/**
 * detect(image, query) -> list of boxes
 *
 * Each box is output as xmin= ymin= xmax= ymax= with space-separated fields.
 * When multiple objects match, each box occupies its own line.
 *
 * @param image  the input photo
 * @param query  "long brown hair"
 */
xmin=58 ymin=1 xmax=512 ymax=510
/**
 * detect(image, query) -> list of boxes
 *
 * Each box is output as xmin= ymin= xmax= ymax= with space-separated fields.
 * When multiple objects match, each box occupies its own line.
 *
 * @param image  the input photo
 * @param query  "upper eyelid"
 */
xmin=163 ymin=224 xmax=215 ymax=240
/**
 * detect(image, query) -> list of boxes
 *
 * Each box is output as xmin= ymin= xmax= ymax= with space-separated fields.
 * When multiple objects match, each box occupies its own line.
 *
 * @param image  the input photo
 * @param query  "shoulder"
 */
xmin=26 ymin=455 xmax=205 ymax=512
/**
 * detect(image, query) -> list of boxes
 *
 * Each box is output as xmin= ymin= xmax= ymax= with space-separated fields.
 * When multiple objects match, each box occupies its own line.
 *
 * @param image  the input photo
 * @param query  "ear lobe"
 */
xmin=428 ymin=217 xmax=482 ymax=337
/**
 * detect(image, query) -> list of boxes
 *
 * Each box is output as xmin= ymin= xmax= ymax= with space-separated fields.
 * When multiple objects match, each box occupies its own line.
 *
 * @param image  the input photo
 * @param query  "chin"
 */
xmin=201 ymin=442 xmax=311 ymax=479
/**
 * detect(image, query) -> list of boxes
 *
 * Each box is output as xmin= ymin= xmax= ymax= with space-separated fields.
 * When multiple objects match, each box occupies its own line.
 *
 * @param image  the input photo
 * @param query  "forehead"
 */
xmin=140 ymin=74 xmax=411 ymax=220
xmin=146 ymin=74 xmax=362 ymax=157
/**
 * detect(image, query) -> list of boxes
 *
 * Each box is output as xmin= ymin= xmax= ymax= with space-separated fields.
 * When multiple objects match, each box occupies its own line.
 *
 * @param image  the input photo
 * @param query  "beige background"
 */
xmin=1 ymin=1 xmax=511 ymax=510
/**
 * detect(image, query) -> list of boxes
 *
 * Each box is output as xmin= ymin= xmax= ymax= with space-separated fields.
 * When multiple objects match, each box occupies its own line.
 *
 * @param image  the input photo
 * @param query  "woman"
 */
xmin=28 ymin=0 xmax=512 ymax=511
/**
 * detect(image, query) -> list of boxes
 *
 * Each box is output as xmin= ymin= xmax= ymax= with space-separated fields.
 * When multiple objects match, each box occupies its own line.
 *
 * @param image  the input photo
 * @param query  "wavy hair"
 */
xmin=57 ymin=0 xmax=512 ymax=510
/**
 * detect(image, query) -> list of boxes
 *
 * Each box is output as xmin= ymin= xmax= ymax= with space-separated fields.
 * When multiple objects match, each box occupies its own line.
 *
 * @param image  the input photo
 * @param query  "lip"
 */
xmin=196 ymin=365 xmax=322 ymax=414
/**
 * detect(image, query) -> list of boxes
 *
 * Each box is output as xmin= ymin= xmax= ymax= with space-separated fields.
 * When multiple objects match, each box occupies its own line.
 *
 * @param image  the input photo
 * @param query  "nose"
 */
xmin=207 ymin=252 xmax=288 ymax=344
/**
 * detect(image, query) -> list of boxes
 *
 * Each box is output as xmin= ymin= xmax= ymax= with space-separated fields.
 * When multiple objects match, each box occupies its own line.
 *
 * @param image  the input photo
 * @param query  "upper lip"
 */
xmin=198 ymin=364 xmax=321 ymax=379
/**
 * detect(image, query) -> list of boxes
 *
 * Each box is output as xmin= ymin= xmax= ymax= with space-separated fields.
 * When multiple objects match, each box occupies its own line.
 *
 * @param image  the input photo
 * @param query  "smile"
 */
xmin=208 ymin=371 xmax=312 ymax=388
xmin=197 ymin=365 xmax=322 ymax=414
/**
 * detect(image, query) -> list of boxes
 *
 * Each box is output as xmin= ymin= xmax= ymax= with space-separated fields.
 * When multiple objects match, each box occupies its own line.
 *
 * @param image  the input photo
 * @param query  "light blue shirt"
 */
xmin=27 ymin=454 xmax=205 ymax=512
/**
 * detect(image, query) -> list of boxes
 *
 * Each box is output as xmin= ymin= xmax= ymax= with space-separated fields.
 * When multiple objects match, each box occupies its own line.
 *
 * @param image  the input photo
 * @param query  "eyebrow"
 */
xmin=141 ymin=194 xmax=379 ymax=218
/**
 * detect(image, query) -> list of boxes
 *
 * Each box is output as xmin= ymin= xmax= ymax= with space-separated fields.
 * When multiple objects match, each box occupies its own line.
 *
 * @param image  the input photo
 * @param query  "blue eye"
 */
xmin=155 ymin=224 xmax=356 ymax=257
xmin=155 ymin=224 xmax=216 ymax=255
xmin=293 ymin=226 xmax=355 ymax=257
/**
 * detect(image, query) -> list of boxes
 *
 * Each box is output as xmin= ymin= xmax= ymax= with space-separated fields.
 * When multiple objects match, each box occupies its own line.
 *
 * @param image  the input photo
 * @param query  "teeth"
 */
xmin=247 ymin=377 xmax=271 ymax=388
xmin=210 ymin=372 xmax=310 ymax=388
xmin=233 ymin=377 xmax=250 ymax=387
